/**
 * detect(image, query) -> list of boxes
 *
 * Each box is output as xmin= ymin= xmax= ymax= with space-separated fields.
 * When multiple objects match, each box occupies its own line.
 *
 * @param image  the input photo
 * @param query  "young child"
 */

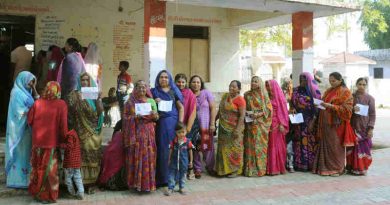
xmin=60 ymin=129 xmax=84 ymax=200
xmin=165 ymin=122 xmax=193 ymax=196
xmin=116 ymin=61 xmax=132 ymax=114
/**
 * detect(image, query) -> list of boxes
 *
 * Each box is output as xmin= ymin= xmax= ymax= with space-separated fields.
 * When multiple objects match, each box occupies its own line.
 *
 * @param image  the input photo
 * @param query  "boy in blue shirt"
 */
xmin=165 ymin=122 xmax=193 ymax=196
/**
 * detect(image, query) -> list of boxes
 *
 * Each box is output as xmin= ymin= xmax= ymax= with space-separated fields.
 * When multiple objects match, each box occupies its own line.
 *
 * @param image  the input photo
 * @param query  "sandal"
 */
xmin=194 ymin=171 xmax=202 ymax=179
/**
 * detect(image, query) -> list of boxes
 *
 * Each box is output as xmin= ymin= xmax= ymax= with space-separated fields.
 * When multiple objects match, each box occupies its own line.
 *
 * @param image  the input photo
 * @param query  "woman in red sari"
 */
xmin=347 ymin=78 xmax=376 ymax=175
xmin=313 ymin=72 xmax=356 ymax=176
xmin=28 ymin=81 xmax=68 ymax=203
xmin=123 ymin=80 xmax=159 ymax=192
xmin=265 ymin=80 xmax=289 ymax=175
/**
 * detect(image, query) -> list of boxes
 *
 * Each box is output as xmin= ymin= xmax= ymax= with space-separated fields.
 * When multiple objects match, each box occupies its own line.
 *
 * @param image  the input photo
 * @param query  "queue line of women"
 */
xmin=5 ymin=68 xmax=376 ymax=202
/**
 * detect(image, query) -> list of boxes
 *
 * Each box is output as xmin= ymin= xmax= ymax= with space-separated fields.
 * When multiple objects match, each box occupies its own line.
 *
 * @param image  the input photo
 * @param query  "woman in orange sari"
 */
xmin=312 ymin=72 xmax=356 ymax=176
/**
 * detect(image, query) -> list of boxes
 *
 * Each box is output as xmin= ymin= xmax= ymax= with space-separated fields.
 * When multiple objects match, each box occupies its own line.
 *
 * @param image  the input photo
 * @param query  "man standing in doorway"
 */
xmin=11 ymin=42 xmax=32 ymax=81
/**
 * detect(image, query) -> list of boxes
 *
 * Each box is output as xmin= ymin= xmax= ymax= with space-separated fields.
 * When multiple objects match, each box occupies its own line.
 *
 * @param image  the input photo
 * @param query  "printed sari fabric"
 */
xmin=313 ymin=85 xmax=354 ymax=176
xmin=28 ymin=148 xmax=59 ymax=202
xmin=5 ymin=71 xmax=35 ymax=188
xmin=216 ymin=93 xmax=246 ymax=176
xmin=266 ymin=80 xmax=289 ymax=175
xmin=243 ymin=80 xmax=272 ymax=177
xmin=151 ymin=70 xmax=183 ymax=186
xmin=291 ymin=72 xmax=321 ymax=171
xmin=66 ymin=73 xmax=103 ymax=185
xmin=347 ymin=92 xmax=376 ymax=175
xmin=123 ymin=93 xmax=157 ymax=192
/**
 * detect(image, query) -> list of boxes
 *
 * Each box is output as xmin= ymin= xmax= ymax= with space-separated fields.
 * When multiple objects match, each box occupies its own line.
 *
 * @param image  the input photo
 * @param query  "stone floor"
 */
xmin=1 ymin=148 xmax=390 ymax=205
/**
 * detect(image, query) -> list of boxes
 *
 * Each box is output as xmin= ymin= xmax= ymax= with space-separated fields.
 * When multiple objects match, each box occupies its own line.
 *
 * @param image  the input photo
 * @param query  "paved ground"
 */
xmin=1 ymin=148 xmax=390 ymax=205
xmin=0 ymin=108 xmax=389 ymax=204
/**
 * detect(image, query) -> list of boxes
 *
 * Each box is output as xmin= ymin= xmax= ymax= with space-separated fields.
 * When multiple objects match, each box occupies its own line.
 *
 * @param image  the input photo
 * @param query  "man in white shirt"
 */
xmin=11 ymin=45 xmax=32 ymax=81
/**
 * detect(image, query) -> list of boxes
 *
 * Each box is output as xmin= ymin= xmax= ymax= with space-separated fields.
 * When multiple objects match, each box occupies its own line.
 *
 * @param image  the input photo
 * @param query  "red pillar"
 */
xmin=292 ymin=12 xmax=313 ymax=86
xmin=144 ymin=0 xmax=167 ymax=85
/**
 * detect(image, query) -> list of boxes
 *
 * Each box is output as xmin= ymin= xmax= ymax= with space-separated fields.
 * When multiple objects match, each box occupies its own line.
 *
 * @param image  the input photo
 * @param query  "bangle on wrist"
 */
xmin=34 ymin=95 xmax=40 ymax=99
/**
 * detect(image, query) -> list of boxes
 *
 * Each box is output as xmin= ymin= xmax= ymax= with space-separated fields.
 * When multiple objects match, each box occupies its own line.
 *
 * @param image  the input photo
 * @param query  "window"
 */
xmin=172 ymin=25 xmax=210 ymax=82
xmin=374 ymin=67 xmax=384 ymax=79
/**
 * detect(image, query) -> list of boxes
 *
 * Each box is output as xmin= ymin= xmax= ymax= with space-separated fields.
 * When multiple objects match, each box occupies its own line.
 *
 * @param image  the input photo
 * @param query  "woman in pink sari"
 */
xmin=175 ymin=74 xmax=197 ymax=179
xmin=265 ymin=80 xmax=289 ymax=175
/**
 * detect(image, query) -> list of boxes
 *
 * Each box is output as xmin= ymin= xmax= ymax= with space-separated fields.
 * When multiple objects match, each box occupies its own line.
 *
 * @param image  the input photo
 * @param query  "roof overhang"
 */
xmin=164 ymin=0 xmax=360 ymax=28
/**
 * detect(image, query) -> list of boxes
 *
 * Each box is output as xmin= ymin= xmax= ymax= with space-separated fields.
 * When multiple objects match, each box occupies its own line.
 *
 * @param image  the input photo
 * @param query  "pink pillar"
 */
xmin=292 ymin=12 xmax=314 ymax=86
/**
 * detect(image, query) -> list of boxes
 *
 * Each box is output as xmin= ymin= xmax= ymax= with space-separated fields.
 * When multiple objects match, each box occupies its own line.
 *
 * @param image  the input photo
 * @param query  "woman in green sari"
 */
xmin=66 ymin=72 xmax=104 ymax=193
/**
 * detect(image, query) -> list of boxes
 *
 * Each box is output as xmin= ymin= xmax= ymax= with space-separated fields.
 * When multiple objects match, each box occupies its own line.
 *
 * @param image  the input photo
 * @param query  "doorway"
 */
xmin=0 ymin=15 xmax=35 ymax=136
xmin=173 ymin=25 xmax=209 ymax=82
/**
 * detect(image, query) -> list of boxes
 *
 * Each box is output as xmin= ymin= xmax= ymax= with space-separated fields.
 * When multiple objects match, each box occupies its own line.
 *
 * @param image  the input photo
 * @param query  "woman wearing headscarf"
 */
xmin=313 ymin=72 xmax=356 ymax=176
xmin=151 ymin=70 xmax=184 ymax=190
xmin=123 ymin=80 xmax=159 ymax=192
xmin=46 ymin=45 xmax=64 ymax=82
xmin=5 ymin=71 xmax=38 ymax=188
xmin=347 ymin=78 xmax=376 ymax=175
xmin=290 ymin=72 xmax=321 ymax=171
xmin=57 ymin=38 xmax=86 ymax=99
xmin=66 ymin=72 xmax=104 ymax=193
xmin=28 ymin=81 xmax=68 ymax=203
xmin=84 ymin=42 xmax=103 ymax=90
xmin=216 ymin=80 xmax=246 ymax=177
xmin=265 ymin=80 xmax=289 ymax=175
xmin=243 ymin=76 xmax=272 ymax=177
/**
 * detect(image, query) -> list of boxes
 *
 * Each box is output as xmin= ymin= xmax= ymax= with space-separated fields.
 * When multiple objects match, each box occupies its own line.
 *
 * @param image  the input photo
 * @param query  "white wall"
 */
xmin=369 ymin=79 xmax=390 ymax=106
xmin=368 ymin=61 xmax=390 ymax=79
xmin=166 ymin=3 xmax=240 ymax=92
xmin=345 ymin=64 xmax=369 ymax=88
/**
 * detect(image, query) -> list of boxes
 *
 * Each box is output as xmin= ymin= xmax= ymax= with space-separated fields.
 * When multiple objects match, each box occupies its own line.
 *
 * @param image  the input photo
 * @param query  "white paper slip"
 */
xmin=289 ymin=113 xmax=304 ymax=124
xmin=81 ymin=87 xmax=99 ymax=99
xmin=158 ymin=100 xmax=173 ymax=112
xmin=313 ymin=98 xmax=326 ymax=110
xmin=135 ymin=103 xmax=152 ymax=116
xmin=355 ymin=104 xmax=369 ymax=116
xmin=245 ymin=111 xmax=254 ymax=123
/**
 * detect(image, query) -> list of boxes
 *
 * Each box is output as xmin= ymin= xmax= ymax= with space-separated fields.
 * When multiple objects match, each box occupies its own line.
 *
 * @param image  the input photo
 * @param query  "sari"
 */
xmin=28 ymin=82 xmax=66 ymax=202
xmin=313 ymin=85 xmax=355 ymax=176
xmin=291 ymin=72 xmax=321 ymax=171
xmin=216 ymin=93 xmax=246 ymax=176
xmin=243 ymin=78 xmax=272 ymax=177
xmin=181 ymin=88 xmax=196 ymax=126
xmin=66 ymin=72 xmax=103 ymax=185
xmin=123 ymin=88 xmax=157 ymax=191
xmin=58 ymin=52 xmax=86 ymax=99
xmin=84 ymin=42 xmax=103 ymax=90
xmin=266 ymin=80 xmax=289 ymax=175
xmin=151 ymin=70 xmax=183 ymax=186
xmin=192 ymin=89 xmax=215 ymax=173
xmin=347 ymin=92 xmax=376 ymax=175
xmin=5 ymin=71 xmax=35 ymax=188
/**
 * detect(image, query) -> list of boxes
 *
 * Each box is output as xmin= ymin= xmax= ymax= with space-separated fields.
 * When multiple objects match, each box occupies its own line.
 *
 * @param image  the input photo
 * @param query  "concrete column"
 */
xmin=292 ymin=12 xmax=314 ymax=86
xmin=144 ymin=0 xmax=167 ymax=86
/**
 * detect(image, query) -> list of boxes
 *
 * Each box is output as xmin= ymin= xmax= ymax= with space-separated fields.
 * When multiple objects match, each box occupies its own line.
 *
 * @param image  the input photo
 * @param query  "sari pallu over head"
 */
xmin=46 ymin=46 xmax=64 ymax=82
xmin=245 ymin=77 xmax=272 ymax=125
xmin=320 ymin=85 xmax=356 ymax=146
xmin=268 ymin=80 xmax=289 ymax=132
xmin=6 ymin=71 xmax=36 ymax=172
xmin=301 ymin=72 xmax=321 ymax=100
xmin=42 ymin=81 xmax=61 ymax=100
xmin=57 ymin=52 xmax=86 ymax=96
xmin=151 ymin=70 xmax=183 ymax=118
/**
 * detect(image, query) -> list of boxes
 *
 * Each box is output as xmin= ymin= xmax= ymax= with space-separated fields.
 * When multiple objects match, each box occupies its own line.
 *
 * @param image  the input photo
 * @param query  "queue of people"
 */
xmin=5 ymin=37 xmax=377 ymax=203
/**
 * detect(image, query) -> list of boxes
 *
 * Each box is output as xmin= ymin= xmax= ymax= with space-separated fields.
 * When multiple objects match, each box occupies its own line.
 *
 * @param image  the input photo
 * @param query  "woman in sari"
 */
xmin=175 ymin=74 xmax=197 ymax=179
xmin=290 ymin=72 xmax=321 ymax=171
xmin=347 ymin=78 xmax=376 ymax=175
xmin=151 ymin=70 xmax=184 ymax=189
xmin=216 ymin=80 xmax=246 ymax=177
xmin=46 ymin=45 xmax=64 ymax=82
xmin=5 ymin=71 xmax=38 ymax=188
xmin=58 ymin=38 xmax=86 ymax=99
xmin=189 ymin=75 xmax=217 ymax=178
xmin=84 ymin=42 xmax=103 ymax=90
xmin=28 ymin=81 xmax=68 ymax=203
xmin=313 ymin=72 xmax=355 ymax=176
xmin=243 ymin=76 xmax=272 ymax=177
xmin=265 ymin=80 xmax=289 ymax=175
xmin=66 ymin=72 xmax=104 ymax=193
xmin=123 ymin=80 xmax=159 ymax=192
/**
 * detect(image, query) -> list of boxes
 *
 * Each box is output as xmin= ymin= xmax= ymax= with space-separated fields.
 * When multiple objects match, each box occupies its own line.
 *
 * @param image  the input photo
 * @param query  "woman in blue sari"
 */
xmin=151 ymin=70 xmax=184 ymax=191
xmin=5 ymin=71 xmax=38 ymax=188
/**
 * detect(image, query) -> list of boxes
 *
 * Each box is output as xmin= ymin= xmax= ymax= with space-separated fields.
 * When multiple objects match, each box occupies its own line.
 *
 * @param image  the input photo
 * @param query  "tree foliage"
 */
xmin=361 ymin=0 xmax=390 ymax=49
